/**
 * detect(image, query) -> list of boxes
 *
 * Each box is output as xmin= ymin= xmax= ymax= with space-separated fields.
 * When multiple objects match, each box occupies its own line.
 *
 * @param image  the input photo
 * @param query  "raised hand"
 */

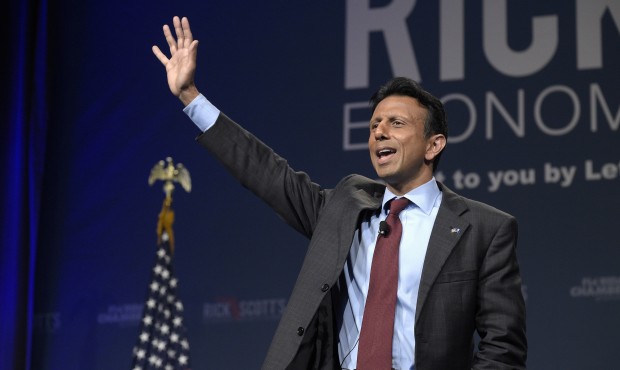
xmin=152 ymin=16 xmax=200 ymax=105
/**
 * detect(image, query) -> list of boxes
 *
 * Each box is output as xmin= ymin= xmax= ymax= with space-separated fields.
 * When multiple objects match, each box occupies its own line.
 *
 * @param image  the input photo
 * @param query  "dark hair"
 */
xmin=370 ymin=77 xmax=448 ymax=171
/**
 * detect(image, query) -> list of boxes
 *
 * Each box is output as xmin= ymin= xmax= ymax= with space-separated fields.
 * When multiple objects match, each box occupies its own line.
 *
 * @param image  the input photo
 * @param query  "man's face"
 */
xmin=368 ymin=95 xmax=440 ymax=194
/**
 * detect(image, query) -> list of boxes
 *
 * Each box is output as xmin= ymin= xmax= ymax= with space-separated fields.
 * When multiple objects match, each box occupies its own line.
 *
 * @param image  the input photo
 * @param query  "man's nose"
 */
xmin=374 ymin=121 xmax=389 ymax=140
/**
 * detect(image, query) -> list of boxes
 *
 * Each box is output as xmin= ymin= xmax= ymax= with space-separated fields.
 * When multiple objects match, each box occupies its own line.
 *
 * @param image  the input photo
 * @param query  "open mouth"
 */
xmin=376 ymin=148 xmax=396 ymax=163
xmin=377 ymin=148 xmax=395 ymax=157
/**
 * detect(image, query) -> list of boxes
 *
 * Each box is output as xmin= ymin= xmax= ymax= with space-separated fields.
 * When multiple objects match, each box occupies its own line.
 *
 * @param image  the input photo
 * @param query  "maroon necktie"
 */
xmin=357 ymin=197 xmax=410 ymax=370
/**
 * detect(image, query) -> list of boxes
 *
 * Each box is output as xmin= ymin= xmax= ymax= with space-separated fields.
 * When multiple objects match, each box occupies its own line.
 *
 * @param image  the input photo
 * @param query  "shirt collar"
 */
xmin=381 ymin=177 xmax=441 ymax=216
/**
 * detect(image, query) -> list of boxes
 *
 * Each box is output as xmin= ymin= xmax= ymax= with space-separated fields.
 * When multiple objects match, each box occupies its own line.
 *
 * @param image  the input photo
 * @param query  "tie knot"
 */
xmin=387 ymin=197 xmax=410 ymax=216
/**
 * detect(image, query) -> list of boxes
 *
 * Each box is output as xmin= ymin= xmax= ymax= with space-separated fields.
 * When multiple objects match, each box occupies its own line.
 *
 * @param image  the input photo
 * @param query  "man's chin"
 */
xmin=373 ymin=165 xmax=395 ymax=179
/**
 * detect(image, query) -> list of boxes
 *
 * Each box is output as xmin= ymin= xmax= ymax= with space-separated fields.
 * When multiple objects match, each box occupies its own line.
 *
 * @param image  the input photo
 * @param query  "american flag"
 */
xmin=131 ymin=241 xmax=191 ymax=370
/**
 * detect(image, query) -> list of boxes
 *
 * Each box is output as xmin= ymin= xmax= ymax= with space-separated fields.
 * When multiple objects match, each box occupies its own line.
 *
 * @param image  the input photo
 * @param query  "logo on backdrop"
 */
xmin=340 ymin=0 xmax=620 ymax=195
xmin=341 ymin=0 xmax=619 ymax=152
xmin=203 ymin=297 xmax=287 ymax=323
xmin=33 ymin=312 xmax=61 ymax=333
xmin=97 ymin=304 xmax=143 ymax=325
xmin=570 ymin=276 xmax=620 ymax=301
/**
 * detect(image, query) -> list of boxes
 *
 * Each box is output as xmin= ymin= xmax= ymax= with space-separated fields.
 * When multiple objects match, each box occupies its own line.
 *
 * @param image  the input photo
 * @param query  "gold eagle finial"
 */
xmin=148 ymin=157 xmax=191 ymax=254
xmin=148 ymin=157 xmax=192 ymax=200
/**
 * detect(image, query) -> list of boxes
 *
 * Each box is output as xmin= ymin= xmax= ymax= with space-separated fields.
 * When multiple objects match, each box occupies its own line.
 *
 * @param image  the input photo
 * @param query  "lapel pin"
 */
xmin=450 ymin=227 xmax=461 ymax=235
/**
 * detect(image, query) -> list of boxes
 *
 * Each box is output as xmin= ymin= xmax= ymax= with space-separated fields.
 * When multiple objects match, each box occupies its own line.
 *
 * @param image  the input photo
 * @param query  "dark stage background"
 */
xmin=2 ymin=0 xmax=619 ymax=369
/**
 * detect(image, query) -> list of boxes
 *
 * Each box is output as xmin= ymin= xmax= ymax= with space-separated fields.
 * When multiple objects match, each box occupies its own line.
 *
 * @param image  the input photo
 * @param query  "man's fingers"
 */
xmin=154 ymin=17 xmax=196 ymax=67
xmin=173 ymin=16 xmax=185 ymax=49
xmin=181 ymin=17 xmax=193 ymax=48
xmin=189 ymin=40 xmax=199 ymax=53
xmin=152 ymin=45 xmax=170 ymax=66
xmin=163 ymin=24 xmax=177 ymax=54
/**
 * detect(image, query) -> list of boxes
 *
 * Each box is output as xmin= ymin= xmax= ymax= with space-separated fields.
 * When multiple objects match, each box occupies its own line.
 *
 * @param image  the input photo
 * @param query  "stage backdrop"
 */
xmin=27 ymin=0 xmax=619 ymax=369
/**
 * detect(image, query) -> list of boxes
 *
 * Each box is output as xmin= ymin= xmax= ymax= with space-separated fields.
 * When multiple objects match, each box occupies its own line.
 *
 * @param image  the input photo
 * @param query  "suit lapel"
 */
xmin=326 ymin=185 xmax=384 ymax=276
xmin=346 ymin=187 xmax=383 ymax=242
xmin=335 ymin=181 xmax=471 ymax=325
xmin=351 ymin=187 xmax=383 ymax=210
xmin=415 ymin=183 xmax=470 ymax=324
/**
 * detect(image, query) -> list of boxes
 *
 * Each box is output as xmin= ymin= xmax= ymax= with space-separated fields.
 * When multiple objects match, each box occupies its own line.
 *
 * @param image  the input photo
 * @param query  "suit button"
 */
xmin=321 ymin=284 xmax=330 ymax=292
xmin=297 ymin=327 xmax=304 ymax=336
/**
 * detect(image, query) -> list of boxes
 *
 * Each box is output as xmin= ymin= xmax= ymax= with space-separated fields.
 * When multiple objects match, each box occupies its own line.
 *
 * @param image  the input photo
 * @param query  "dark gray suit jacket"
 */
xmin=197 ymin=113 xmax=527 ymax=370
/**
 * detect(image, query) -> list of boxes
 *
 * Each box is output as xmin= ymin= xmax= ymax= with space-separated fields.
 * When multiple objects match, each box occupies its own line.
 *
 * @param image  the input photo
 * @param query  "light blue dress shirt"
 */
xmin=338 ymin=183 xmax=441 ymax=370
xmin=183 ymin=94 xmax=442 ymax=370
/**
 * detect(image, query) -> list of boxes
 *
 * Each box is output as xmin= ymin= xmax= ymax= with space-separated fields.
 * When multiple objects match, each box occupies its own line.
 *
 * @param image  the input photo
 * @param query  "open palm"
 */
xmin=153 ymin=16 xmax=199 ymax=104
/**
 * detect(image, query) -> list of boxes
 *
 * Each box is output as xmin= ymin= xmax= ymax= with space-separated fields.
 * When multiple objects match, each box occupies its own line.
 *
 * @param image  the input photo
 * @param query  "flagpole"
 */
xmin=131 ymin=157 xmax=193 ymax=370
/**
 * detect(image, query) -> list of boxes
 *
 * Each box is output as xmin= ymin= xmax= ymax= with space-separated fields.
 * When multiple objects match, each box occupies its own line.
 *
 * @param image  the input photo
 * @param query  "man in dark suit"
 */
xmin=153 ymin=16 xmax=527 ymax=370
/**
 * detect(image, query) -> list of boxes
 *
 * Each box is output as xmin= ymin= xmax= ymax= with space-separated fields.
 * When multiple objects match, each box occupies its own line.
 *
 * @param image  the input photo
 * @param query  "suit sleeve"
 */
xmin=473 ymin=216 xmax=527 ymax=369
xmin=195 ymin=112 xmax=327 ymax=238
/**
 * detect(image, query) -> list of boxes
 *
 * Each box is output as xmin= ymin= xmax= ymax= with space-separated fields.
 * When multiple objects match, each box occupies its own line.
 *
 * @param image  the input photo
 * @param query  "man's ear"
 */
xmin=425 ymin=134 xmax=446 ymax=161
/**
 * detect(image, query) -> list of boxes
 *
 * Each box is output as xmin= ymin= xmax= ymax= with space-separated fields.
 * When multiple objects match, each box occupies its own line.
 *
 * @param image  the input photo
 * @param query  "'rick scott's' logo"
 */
xmin=570 ymin=276 xmax=620 ymax=301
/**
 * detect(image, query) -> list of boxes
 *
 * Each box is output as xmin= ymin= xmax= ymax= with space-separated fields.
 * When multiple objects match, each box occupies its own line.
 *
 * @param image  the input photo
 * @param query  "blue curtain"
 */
xmin=0 ymin=0 xmax=48 ymax=369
